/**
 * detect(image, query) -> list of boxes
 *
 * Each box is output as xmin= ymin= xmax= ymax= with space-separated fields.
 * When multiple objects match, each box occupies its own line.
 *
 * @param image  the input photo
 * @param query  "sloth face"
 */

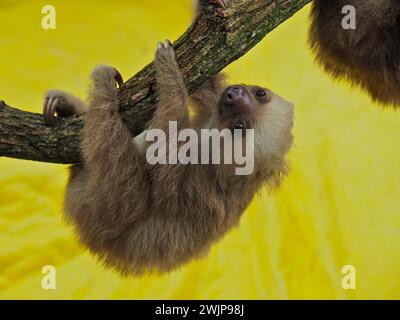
xmin=218 ymin=85 xmax=270 ymax=131
xmin=217 ymin=84 xmax=294 ymax=161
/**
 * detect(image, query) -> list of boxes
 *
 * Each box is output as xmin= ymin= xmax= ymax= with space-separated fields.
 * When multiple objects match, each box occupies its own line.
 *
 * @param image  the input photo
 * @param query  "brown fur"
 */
xmin=42 ymin=1 xmax=294 ymax=276
xmin=309 ymin=0 xmax=400 ymax=106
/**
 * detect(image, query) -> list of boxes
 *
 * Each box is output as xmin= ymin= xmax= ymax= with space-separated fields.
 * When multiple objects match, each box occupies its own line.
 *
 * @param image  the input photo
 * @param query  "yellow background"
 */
xmin=0 ymin=0 xmax=399 ymax=300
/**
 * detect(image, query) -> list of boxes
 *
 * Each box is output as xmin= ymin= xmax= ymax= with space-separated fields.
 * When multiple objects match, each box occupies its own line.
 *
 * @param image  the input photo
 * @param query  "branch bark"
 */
xmin=0 ymin=0 xmax=311 ymax=164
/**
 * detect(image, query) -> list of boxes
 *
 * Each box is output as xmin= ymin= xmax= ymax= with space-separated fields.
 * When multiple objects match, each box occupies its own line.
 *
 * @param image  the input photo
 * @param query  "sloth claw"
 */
xmin=113 ymin=68 xmax=124 ymax=87
xmin=156 ymin=39 xmax=176 ymax=61
xmin=43 ymin=96 xmax=59 ymax=125
xmin=43 ymin=91 xmax=75 ymax=126
xmin=157 ymin=40 xmax=173 ymax=51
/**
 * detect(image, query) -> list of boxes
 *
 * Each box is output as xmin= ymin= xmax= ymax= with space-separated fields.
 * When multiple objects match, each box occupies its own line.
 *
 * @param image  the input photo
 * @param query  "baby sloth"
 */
xmin=309 ymin=0 xmax=400 ymax=106
xmin=43 ymin=0 xmax=294 ymax=275
xmin=43 ymin=41 xmax=294 ymax=275
xmin=43 ymin=40 xmax=294 ymax=275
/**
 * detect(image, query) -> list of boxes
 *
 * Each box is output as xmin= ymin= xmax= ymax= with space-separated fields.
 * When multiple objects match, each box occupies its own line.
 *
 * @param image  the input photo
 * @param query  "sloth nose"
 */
xmin=220 ymin=85 xmax=253 ymax=116
xmin=223 ymin=86 xmax=245 ymax=105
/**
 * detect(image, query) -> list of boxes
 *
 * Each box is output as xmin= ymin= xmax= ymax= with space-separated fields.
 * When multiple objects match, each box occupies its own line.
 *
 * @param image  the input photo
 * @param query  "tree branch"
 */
xmin=0 ymin=0 xmax=311 ymax=164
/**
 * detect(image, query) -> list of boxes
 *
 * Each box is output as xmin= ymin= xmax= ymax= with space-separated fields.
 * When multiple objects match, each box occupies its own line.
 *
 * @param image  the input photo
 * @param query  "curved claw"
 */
xmin=113 ymin=68 xmax=124 ymax=87
xmin=43 ymin=96 xmax=59 ymax=126
xmin=157 ymin=39 xmax=172 ymax=51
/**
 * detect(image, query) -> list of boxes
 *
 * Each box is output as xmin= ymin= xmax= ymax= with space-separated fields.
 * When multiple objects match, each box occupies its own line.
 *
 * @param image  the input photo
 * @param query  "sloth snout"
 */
xmin=220 ymin=85 xmax=253 ymax=116
xmin=223 ymin=85 xmax=245 ymax=105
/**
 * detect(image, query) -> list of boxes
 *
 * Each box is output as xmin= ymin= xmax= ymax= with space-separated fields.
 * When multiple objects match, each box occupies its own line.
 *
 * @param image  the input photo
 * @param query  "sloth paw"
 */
xmin=91 ymin=65 xmax=124 ymax=88
xmin=43 ymin=90 xmax=75 ymax=125
xmin=155 ymin=40 xmax=177 ymax=67
xmin=156 ymin=40 xmax=175 ymax=59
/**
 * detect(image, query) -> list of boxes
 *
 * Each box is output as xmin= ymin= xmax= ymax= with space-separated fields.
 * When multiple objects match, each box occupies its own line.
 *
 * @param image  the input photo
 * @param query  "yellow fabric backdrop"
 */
xmin=0 ymin=0 xmax=399 ymax=299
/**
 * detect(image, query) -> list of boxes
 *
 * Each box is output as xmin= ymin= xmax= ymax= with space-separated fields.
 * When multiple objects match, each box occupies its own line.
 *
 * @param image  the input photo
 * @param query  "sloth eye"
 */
xmin=255 ymin=89 xmax=266 ymax=98
xmin=233 ymin=120 xmax=245 ymax=130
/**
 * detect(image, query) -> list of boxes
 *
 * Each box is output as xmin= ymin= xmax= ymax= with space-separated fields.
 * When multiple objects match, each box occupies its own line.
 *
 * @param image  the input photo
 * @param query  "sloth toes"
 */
xmin=156 ymin=39 xmax=176 ymax=62
xmin=157 ymin=39 xmax=172 ymax=51
xmin=43 ymin=91 xmax=74 ymax=126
